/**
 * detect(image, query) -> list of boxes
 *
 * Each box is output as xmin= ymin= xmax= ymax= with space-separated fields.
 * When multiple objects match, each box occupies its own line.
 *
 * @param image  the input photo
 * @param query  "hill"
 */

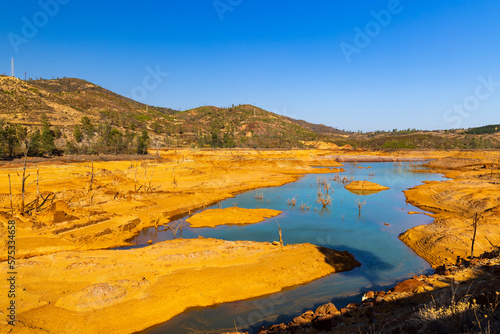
xmin=1 ymin=75 xmax=499 ymax=156
xmin=465 ymin=124 xmax=500 ymax=135
xmin=0 ymin=76 xmax=349 ymax=156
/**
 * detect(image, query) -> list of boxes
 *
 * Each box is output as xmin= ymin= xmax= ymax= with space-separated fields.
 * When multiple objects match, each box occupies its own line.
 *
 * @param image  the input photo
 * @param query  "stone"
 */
xmin=362 ymin=291 xmax=375 ymax=301
xmin=315 ymin=302 xmax=339 ymax=316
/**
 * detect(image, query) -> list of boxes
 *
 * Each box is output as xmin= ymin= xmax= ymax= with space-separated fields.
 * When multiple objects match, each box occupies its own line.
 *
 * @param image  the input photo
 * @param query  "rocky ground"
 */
xmin=249 ymin=150 xmax=500 ymax=334
xmin=256 ymin=250 xmax=500 ymax=334
xmin=2 ymin=149 xmax=499 ymax=333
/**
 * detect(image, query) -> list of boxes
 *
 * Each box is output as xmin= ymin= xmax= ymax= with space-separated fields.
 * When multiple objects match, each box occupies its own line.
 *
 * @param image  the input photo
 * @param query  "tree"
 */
xmin=81 ymin=116 xmax=95 ymax=139
xmin=137 ymin=130 xmax=150 ymax=154
xmin=211 ymin=131 xmax=218 ymax=148
xmin=53 ymin=126 xmax=62 ymax=139
xmin=38 ymin=114 xmax=56 ymax=155
xmin=40 ymin=127 xmax=56 ymax=155
xmin=124 ymin=130 xmax=135 ymax=154
xmin=223 ymin=131 xmax=236 ymax=148
xmin=27 ymin=129 xmax=42 ymax=156
xmin=0 ymin=122 xmax=19 ymax=157
xmin=65 ymin=140 xmax=79 ymax=155
xmin=109 ymin=128 xmax=124 ymax=154
xmin=73 ymin=126 xmax=83 ymax=143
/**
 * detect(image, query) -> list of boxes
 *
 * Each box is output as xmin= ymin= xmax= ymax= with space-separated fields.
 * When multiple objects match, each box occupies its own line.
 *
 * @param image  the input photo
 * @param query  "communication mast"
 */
xmin=11 ymin=58 xmax=15 ymax=77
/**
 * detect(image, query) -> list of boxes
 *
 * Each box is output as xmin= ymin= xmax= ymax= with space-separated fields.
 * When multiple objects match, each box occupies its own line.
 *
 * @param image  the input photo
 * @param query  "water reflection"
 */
xmin=132 ymin=162 xmax=444 ymax=333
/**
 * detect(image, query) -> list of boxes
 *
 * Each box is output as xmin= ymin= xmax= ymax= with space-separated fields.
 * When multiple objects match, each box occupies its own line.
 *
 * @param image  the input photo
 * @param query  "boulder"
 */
xmin=315 ymin=302 xmax=339 ymax=316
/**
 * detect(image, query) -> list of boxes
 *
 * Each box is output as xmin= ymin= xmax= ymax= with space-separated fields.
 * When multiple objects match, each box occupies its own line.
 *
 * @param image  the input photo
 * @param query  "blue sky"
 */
xmin=1 ymin=0 xmax=499 ymax=132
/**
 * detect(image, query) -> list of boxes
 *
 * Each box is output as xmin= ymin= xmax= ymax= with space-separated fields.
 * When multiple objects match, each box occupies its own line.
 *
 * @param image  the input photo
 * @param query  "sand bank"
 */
xmin=344 ymin=181 xmax=389 ymax=195
xmin=187 ymin=207 xmax=282 ymax=228
xmin=0 ymin=238 xmax=360 ymax=334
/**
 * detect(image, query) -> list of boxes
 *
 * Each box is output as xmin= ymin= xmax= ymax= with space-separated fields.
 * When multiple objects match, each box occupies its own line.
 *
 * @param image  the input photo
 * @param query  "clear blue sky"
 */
xmin=1 ymin=0 xmax=499 ymax=132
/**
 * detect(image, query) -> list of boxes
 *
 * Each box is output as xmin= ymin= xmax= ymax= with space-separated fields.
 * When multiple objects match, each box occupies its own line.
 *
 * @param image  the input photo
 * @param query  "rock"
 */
xmin=290 ymin=315 xmax=312 ymax=326
xmin=302 ymin=310 xmax=315 ymax=321
xmin=469 ymin=258 xmax=480 ymax=266
xmin=147 ymin=240 xmax=152 ymax=244
xmin=392 ymin=278 xmax=426 ymax=294
xmin=272 ymin=241 xmax=280 ymax=246
xmin=269 ymin=324 xmax=287 ymax=332
xmin=346 ymin=303 xmax=359 ymax=310
xmin=362 ymin=291 xmax=375 ymax=302
xmin=315 ymin=302 xmax=339 ymax=316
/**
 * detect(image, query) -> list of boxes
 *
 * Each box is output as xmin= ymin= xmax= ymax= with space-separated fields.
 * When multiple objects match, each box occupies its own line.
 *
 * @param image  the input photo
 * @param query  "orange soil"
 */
xmin=344 ymin=181 xmax=389 ymax=195
xmin=187 ymin=207 xmax=282 ymax=228
xmin=400 ymin=151 xmax=500 ymax=268
xmin=0 ymin=149 xmax=355 ymax=333
xmin=0 ymin=149 xmax=344 ymax=260
xmin=0 ymin=238 xmax=360 ymax=334
xmin=1 ymin=148 xmax=498 ymax=333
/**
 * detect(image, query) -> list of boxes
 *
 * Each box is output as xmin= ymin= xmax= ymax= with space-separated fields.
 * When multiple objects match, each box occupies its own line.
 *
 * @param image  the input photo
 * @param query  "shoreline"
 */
xmin=1 ymin=149 xmax=498 ymax=333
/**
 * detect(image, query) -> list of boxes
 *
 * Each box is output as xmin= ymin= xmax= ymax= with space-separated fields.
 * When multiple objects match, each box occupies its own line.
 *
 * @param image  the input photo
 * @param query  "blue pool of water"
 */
xmin=134 ymin=162 xmax=445 ymax=334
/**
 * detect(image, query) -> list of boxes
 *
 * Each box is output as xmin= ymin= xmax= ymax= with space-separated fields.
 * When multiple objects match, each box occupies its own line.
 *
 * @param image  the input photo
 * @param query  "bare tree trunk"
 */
xmin=148 ymin=167 xmax=154 ymax=192
xmin=88 ymin=159 xmax=94 ymax=192
xmin=134 ymin=162 xmax=138 ymax=192
xmin=172 ymin=167 xmax=176 ymax=188
xmin=35 ymin=167 xmax=40 ymax=213
xmin=471 ymin=212 xmax=479 ymax=259
xmin=20 ymin=153 xmax=28 ymax=214
xmin=276 ymin=220 xmax=283 ymax=247
xmin=8 ymin=174 xmax=13 ymax=216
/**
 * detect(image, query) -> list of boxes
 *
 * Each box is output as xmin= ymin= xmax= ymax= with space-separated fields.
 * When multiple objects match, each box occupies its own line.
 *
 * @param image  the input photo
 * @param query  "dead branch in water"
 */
xmin=355 ymin=199 xmax=367 ymax=215
xmin=276 ymin=219 xmax=283 ymax=247
xmin=164 ymin=220 xmax=188 ymax=239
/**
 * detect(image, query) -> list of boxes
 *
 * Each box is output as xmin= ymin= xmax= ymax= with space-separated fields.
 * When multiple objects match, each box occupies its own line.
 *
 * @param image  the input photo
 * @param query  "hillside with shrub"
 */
xmin=1 ymin=75 xmax=499 ymax=158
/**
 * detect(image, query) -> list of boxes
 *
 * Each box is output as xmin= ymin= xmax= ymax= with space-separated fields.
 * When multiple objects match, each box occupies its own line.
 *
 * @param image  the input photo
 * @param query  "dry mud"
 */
xmin=1 ymin=148 xmax=499 ymax=333
xmin=0 ymin=149 xmax=352 ymax=333
xmin=186 ymin=207 xmax=282 ymax=228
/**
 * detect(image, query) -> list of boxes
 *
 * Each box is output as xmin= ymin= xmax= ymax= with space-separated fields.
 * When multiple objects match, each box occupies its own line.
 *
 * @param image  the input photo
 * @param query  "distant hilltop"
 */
xmin=1 ymin=76 xmax=499 ymax=153
xmin=0 ymin=76 xmax=348 ymax=150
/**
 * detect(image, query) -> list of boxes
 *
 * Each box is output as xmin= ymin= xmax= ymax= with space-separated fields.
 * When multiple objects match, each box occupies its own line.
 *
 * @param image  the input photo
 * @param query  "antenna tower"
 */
xmin=11 ymin=58 xmax=15 ymax=77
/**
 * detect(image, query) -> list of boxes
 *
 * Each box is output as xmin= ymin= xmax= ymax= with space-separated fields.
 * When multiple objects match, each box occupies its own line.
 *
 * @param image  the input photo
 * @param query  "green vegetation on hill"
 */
xmin=333 ymin=132 xmax=500 ymax=150
xmin=1 ymin=76 xmax=499 ymax=157
xmin=465 ymin=124 xmax=500 ymax=135
xmin=0 ymin=77 xmax=346 ymax=154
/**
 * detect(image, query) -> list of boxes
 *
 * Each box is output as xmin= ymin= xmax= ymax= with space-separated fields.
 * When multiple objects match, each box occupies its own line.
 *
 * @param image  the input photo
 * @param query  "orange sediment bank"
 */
xmin=186 ymin=207 xmax=282 ymax=228
xmin=0 ymin=238 xmax=360 ymax=334
xmin=400 ymin=151 xmax=500 ymax=268
xmin=344 ymin=180 xmax=389 ymax=195
xmin=2 ymin=148 xmax=499 ymax=333
xmin=0 ymin=149 xmax=344 ymax=260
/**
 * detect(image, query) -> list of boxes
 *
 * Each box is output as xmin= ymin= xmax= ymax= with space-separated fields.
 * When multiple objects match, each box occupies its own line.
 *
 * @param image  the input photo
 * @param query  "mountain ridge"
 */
xmin=0 ymin=76 xmax=345 ymax=149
